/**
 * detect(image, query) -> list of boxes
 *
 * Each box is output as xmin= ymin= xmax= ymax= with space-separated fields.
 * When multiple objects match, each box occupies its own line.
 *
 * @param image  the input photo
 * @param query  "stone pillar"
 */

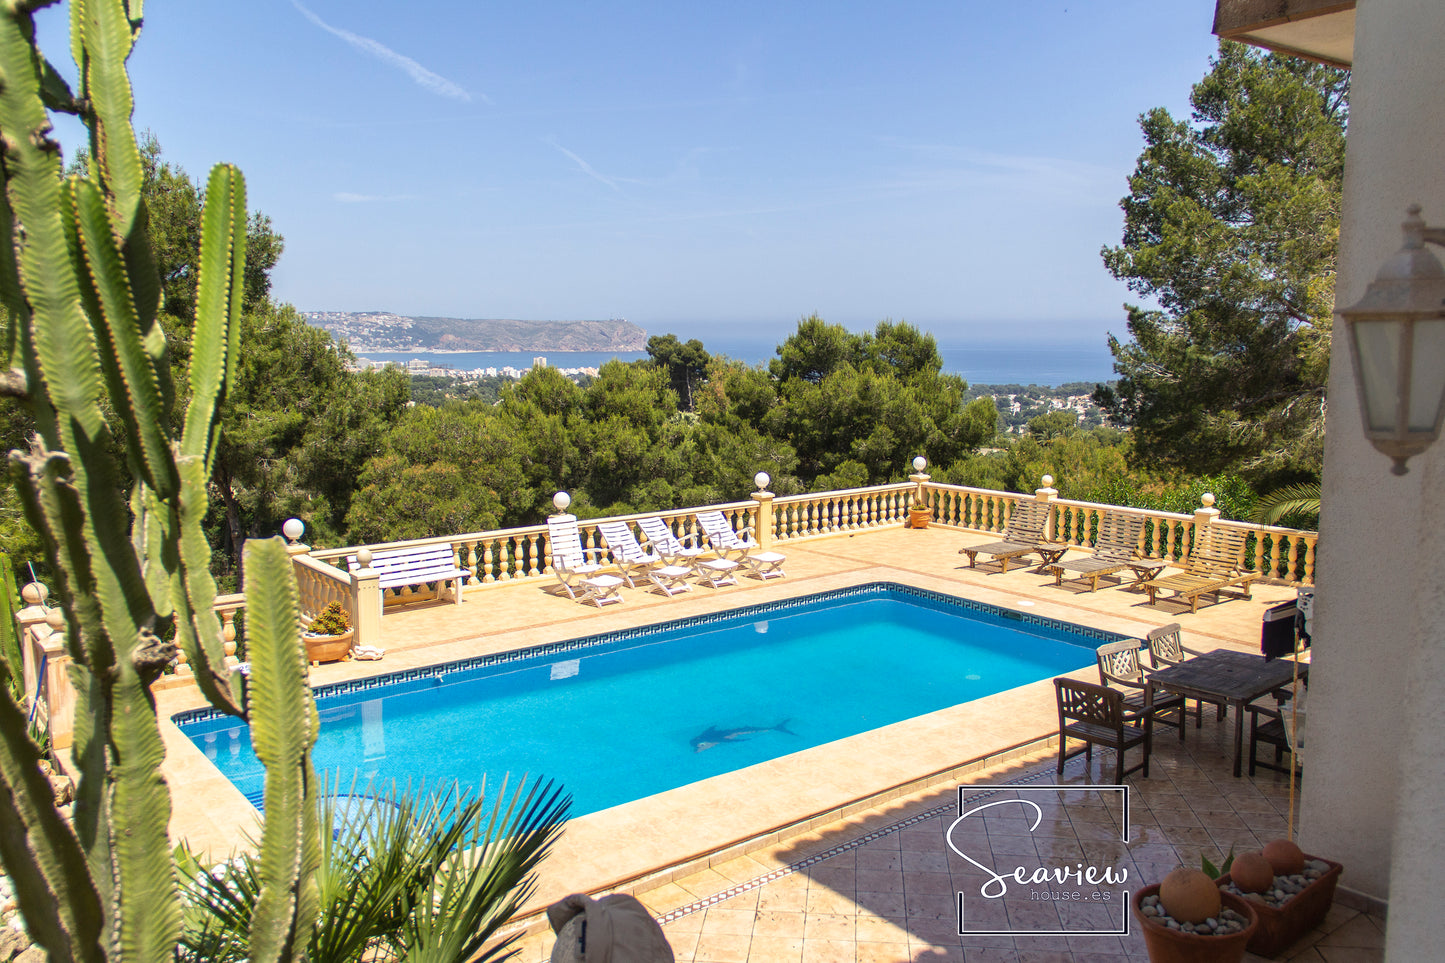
xmin=751 ymin=491 xmax=775 ymax=551
xmin=751 ymin=472 xmax=775 ymax=550
xmin=350 ymin=547 xmax=382 ymax=650
xmin=1193 ymin=492 xmax=1219 ymax=538
xmin=15 ymin=582 xmax=51 ymax=700
xmin=14 ymin=594 xmax=74 ymax=751
xmin=39 ymin=610 xmax=72 ymax=750
xmin=1034 ymin=475 xmax=1058 ymax=540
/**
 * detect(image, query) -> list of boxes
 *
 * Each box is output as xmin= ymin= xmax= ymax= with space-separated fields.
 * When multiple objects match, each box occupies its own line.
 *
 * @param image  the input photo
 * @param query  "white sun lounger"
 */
xmin=637 ymin=516 xmax=738 ymax=588
xmin=547 ymin=515 xmax=624 ymax=606
xmin=597 ymin=520 xmax=693 ymax=597
xmin=696 ymin=510 xmax=787 ymax=580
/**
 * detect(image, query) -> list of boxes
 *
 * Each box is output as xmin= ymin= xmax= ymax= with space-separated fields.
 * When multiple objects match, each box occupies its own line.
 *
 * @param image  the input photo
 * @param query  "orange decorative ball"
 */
xmin=1262 ymin=838 xmax=1306 ymax=876
xmin=1230 ymin=851 xmax=1276 ymax=893
xmin=1159 ymin=867 xmax=1221 ymax=924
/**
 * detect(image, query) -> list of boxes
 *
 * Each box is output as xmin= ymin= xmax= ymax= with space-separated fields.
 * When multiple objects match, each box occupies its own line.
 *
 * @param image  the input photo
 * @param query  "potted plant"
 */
xmin=1132 ymin=867 xmax=1259 ymax=963
xmin=1216 ymin=840 xmax=1344 ymax=957
xmin=908 ymin=503 xmax=932 ymax=529
xmin=303 ymin=602 xmax=354 ymax=664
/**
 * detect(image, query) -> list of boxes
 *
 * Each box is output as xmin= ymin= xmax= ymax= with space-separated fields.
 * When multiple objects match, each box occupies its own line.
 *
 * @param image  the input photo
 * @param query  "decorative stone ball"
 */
xmin=1262 ymin=838 xmax=1306 ymax=876
xmin=1041 ymin=474 xmax=1054 ymax=487
xmin=553 ymin=491 xmax=572 ymax=512
xmin=1159 ymin=867 xmax=1221 ymax=924
xmin=913 ymin=455 xmax=927 ymax=472
xmin=754 ymin=471 xmax=771 ymax=491
xmin=1201 ymin=492 xmax=1216 ymax=507
xmin=1230 ymin=851 xmax=1276 ymax=894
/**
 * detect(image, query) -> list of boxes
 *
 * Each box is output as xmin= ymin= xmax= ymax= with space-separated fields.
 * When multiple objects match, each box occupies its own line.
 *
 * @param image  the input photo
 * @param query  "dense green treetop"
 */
xmin=1097 ymin=41 xmax=1346 ymax=486
xmin=646 ymin=333 xmax=710 ymax=411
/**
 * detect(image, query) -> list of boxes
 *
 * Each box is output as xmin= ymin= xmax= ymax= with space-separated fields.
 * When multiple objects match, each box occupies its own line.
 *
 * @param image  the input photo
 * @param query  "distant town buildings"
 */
xmin=349 ymin=356 xmax=600 ymax=382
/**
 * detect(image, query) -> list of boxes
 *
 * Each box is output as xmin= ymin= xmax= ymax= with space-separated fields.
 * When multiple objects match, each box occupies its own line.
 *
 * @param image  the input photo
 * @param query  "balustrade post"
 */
xmin=751 ymin=472 xmax=776 ymax=551
xmin=14 ymin=582 xmax=51 ymax=700
xmin=39 ymin=610 xmax=72 ymax=749
xmin=1034 ymin=475 xmax=1059 ymax=540
xmin=1193 ymin=493 xmax=1220 ymax=547
xmin=351 ymin=548 xmax=382 ymax=649
xmin=14 ymin=589 xmax=73 ymax=750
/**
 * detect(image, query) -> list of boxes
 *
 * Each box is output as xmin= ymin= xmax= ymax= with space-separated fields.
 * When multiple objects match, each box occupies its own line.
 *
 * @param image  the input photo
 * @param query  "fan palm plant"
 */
xmin=176 ymin=776 xmax=570 ymax=963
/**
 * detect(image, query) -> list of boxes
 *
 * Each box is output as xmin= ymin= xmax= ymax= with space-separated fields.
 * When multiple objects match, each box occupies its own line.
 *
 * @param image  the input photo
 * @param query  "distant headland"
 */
xmin=303 ymin=312 xmax=648 ymax=352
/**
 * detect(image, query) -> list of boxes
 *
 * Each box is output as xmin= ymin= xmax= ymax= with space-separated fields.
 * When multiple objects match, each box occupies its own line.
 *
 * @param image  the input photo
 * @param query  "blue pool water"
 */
xmin=176 ymin=584 xmax=1111 ymax=817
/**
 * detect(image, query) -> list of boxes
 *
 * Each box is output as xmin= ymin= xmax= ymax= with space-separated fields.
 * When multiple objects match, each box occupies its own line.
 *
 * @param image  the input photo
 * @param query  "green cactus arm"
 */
xmin=37 ymin=50 xmax=78 ymax=114
xmin=172 ymin=457 xmax=243 ymax=714
xmin=106 ymin=628 xmax=182 ymax=959
xmin=181 ymin=164 xmax=246 ymax=470
xmin=8 ymin=451 xmax=110 ymax=668
xmin=8 ymin=452 xmax=120 ymax=943
xmin=72 ymin=0 xmax=143 ymax=240
xmin=0 ymin=6 xmax=101 ymax=451
xmin=66 ymin=664 xmax=114 ymax=953
xmin=67 ymin=176 xmax=178 ymax=500
xmin=0 ymin=657 xmax=107 ymax=963
xmin=242 ymin=537 xmax=320 ymax=963
xmin=0 ymin=192 xmax=24 ymax=363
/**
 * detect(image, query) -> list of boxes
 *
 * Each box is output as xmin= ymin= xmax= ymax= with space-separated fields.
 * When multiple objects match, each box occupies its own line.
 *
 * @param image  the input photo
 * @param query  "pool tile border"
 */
xmin=173 ymin=581 xmax=1129 ymax=728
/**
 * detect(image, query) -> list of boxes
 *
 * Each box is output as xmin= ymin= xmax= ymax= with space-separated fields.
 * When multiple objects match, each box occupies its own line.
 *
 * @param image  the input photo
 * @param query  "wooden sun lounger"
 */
xmin=1047 ymin=513 xmax=1160 ymax=592
xmin=1142 ymin=525 xmax=1260 ymax=613
xmin=958 ymin=500 xmax=1068 ymax=574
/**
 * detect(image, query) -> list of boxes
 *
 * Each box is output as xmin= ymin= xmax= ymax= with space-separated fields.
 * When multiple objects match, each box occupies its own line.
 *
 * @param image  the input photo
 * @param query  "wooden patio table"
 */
xmin=1145 ymin=649 xmax=1308 ymax=777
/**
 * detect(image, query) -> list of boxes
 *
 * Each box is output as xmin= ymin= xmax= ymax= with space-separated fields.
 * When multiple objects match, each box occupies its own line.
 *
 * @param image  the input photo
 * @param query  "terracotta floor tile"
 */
xmin=753 ymin=911 xmax=808 ymax=939
xmin=855 ymin=940 xmax=913 ymax=962
xmin=854 ymin=915 xmax=911 ymax=944
xmin=692 ymin=930 xmax=753 ymax=963
xmin=800 ymin=937 xmax=858 ymax=962
xmin=746 ymin=935 xmax=806 ymax=961
xmin=1315 ymin=913 xmax=1386 ymax=948
xmin=702 ymin=907 xmax=764 ymax=938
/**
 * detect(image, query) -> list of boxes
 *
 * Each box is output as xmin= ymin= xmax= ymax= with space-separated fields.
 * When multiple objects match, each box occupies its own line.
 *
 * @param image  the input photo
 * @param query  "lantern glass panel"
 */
xmin=1408 ymin=318 xmax=1445 ymax=431
xmin=1352 ymin=319 xmax=1402 ymax=431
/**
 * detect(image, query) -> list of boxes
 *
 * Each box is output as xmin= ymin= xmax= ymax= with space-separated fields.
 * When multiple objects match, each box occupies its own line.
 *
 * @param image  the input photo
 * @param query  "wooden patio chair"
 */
xmin=1141 ymin=525 xmax=1260 ymax=613
xmin=957 ymin=500 xmax=1068 ymax=574
xmin=1095 ymin=639 xmax=1188 ymax=741
xmin=1045 ymin=512 xmax=1156 ymax=592
xmin=1145 ymin=623 xmax=1227 ymax=727
xmin=1054 ymin=677 xmax=1153 ymax=783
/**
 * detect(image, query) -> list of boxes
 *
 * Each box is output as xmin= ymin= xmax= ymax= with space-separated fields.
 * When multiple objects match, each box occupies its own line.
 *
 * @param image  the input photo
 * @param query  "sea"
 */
xmin=355 ymin=338 xmax=1117 ymax=388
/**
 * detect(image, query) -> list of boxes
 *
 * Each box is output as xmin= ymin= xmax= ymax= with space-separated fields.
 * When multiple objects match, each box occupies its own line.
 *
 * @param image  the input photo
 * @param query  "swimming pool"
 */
xmin=175 ymin=583 xmax=1115 ymax=817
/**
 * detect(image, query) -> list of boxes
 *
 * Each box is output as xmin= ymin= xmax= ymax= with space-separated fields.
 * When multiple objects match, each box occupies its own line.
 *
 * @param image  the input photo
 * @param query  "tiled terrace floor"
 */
xmin=155 ymin=522 xmax=1364 ymax=960
xmin=509 ymin=724 xmax=1383 ymax=962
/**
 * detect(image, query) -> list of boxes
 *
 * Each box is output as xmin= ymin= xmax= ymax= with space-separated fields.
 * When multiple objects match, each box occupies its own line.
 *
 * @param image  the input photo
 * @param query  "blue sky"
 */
xmin=40 ymin=2 xmax=1222 ymax=346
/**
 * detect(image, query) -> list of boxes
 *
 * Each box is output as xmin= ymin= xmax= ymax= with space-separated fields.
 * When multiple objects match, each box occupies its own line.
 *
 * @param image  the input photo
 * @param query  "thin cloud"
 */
xmin=292 ymin=1 xmax=477 ymax=103
xmin=333 ymin=192 xmax=418 ymax=203
xmin=548 ymin=140 xmax=623 ymax=192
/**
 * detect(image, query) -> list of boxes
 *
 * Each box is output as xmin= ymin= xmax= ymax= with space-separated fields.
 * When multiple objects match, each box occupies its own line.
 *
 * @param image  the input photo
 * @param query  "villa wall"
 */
xmin=1301 ymin=1 xmax=1445 ymax=956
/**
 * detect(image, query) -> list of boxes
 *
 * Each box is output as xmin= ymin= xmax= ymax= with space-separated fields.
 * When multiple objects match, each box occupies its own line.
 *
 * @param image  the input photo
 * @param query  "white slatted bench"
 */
xmin=347 ymin=546 xmax=468 ymax=613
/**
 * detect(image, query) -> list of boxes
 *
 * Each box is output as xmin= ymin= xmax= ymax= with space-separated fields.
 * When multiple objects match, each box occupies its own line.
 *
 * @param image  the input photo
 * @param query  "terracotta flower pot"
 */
xmin=1132 ymin=884 xmax=1259 ymax=963
xmin=908 ymin=506 xmax=931 ymax=529
xmin=304 ymin=630 xmax=353 ymax=665
xmin=1219 ymin=857 xmax=1343 ymax=958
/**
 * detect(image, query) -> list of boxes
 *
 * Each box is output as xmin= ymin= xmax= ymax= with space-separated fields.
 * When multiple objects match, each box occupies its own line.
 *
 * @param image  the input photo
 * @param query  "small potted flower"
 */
xmin=303 ymin=602 xmax=354 ymax=664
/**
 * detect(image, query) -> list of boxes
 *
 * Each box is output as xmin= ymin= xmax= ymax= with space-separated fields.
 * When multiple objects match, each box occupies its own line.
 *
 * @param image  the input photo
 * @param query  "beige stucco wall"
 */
xmin=1299 ymin=1 xmax=1445 ymax=957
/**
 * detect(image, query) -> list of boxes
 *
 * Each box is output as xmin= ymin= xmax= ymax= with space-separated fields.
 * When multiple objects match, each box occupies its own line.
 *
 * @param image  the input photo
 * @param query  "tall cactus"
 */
xmin=0 ymin=2 xmax=318 ymax=961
